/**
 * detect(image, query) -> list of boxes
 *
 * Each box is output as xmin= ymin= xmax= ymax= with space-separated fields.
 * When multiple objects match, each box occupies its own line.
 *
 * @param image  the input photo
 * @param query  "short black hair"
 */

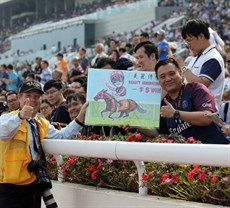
xmin=181 ymin=19 xmax=210 ymax=39
xmin=113 ymin=58 xmax=134 ymax=71
xmin=155 ymin=58 xmax=180 ymax=79
xmin=27 ymin=72 xmax=35 ymax=79
xmin=118 ymin=48 xmax=126 ymax=53
xmin=72 ymin=76 xmax=87 ymax=92
xmin=7 ymin=64 xmax=13 ymax=70
xmin=1 ymin=64 xmax=7 ymax=69
xmin=43 ymin=79 xmax=63 ymax=92
xmin=35 ymin=57 xmax=42 ymax=61
xmin=140 ymin=32 xmax=149 ymax=38
xmin=134 ymin=41 xmax=158 ymax=60
xmin=56 ymin=53 xmax=63 ymax=58
xmin=66 ymin=92 xmax=86 ymax=105
xmin=5 ymin=90 xmax=17 ymax=100
xmin=110 ymin=38 xmax=118 ymax=44
xmin=41 ymin=99 xmax=53 ymax=107
xmin=126 ymin=43 xmax=132 ymax=48
xmin=42 ymin=60 xmax=49 ymax=66
xmin=96 ymin=57 xmax=115 ymax=69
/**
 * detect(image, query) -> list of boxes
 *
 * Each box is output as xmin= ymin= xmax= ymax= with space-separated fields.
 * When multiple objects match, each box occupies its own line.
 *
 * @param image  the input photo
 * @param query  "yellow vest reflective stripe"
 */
xmin=0 ymin=111 xmax=49 ymax=185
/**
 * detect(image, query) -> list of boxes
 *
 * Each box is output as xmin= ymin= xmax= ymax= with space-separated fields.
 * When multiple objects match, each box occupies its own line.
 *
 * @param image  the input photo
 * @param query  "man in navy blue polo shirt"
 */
xmin=141 ymin=58 xmax=229 ymax=144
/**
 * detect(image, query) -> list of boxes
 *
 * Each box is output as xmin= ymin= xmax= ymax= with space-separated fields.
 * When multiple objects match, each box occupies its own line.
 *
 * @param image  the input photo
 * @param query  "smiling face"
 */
xmin=157 ymin=63 xmax=183 ymax=96
xmin=135 ymin=47 xmax=156 ymax=71
xmin=40 ymin=102 xmax=53 ymax=119
xmin=6 ymin=93 xmax=20 ymax=111
xmin=19 ymin=90 xmax=42 ymax=117
xmin=67 ymin=98 xmax=83 ymax=120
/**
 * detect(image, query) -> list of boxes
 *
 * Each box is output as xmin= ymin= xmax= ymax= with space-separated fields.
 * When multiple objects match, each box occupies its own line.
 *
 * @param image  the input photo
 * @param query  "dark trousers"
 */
xmin=0 ymin=183 xmax=42 ymax=208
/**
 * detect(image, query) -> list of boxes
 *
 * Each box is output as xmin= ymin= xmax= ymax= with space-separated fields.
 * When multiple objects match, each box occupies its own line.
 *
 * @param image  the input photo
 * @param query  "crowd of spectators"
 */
xmin=0 ymin=0 xmax=140 ymax=53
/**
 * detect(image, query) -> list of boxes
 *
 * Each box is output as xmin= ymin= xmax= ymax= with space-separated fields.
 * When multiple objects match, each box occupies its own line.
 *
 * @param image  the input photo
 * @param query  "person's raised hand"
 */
xmin=160 ymin=98 xmax=175 ymax=118
xmin=19 ymin=98 xmax=34 ymax=120
xmin=76 ymin=101 xmax=89 ymax=123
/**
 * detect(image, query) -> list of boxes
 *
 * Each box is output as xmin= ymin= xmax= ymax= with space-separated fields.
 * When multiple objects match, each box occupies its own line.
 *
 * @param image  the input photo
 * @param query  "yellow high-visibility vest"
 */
xmin=0 ymin=111 xmax=49 ymax=185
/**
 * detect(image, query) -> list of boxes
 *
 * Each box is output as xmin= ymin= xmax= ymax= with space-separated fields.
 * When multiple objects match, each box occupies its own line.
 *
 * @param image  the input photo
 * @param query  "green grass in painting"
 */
xmin=85 ymin=101 xmax=160 ymax=128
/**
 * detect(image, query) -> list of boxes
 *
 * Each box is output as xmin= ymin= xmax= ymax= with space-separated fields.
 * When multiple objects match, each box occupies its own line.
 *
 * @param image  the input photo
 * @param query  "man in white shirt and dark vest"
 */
xmin=0 ymin=80 xmax=88 ymax=208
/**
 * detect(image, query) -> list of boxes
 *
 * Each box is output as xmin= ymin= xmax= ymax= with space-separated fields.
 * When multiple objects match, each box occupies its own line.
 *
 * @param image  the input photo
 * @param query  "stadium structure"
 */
xmin=0 ymin=0 xmax=188 ymax=63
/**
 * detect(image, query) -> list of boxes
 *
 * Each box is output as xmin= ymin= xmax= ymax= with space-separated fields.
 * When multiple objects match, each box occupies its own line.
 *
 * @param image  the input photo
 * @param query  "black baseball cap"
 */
xmin=19 ymin=80 xmax=43 ymax=94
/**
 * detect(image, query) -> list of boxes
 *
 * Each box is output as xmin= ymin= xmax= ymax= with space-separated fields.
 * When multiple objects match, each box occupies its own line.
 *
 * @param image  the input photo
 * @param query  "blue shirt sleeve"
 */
xmin=158 ymin=40 xmax=168 ymax=51
xmin=199 ymin=59 xmax=222 ymax=82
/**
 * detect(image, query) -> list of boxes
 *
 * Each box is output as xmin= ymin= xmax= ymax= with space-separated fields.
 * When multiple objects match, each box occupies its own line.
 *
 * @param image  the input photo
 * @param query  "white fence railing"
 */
xmin=43 ymin=140 xmax=230 ymax=195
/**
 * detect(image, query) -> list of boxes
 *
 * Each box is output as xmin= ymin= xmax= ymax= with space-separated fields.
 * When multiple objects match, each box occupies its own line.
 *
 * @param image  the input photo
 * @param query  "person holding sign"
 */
xmin=142 ymin=58 xmax=229 ymax=144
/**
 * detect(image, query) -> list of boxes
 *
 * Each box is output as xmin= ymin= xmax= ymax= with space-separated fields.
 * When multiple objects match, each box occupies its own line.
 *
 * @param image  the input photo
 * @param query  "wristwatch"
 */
xmin=173 ymin=110 xmax=180 ymax=119
xmin=181 ymin=66 xmax=189 ymax=73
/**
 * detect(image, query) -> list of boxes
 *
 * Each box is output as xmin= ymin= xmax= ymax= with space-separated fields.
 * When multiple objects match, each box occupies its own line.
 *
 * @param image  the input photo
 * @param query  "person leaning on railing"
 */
xmin=139 ymin=58 xmax=230 ymax=144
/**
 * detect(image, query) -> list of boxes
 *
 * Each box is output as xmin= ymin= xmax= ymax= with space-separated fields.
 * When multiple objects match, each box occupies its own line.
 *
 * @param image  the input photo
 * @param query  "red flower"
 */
xmin=91 ymin=170 xmax=98 ymax=180
xmin=135 ymin=134 xmax=142 ymax=141
xmin=67 ymin=156 xmax=78 ymax=165
xmin=51 ymin=155 xmax=56 ymax=163
xmin=211 ymin=176 xmax=217 ymax=183
xmin=162 ymin=138 xmax=167 ymax=143
xmin=89 ymin=165 xmax=95 ymax=172
xmin=127 ymin=135 xmax=134 ymax=142
xmin=87 ymin=136 xmax=93 ymax=140
xmin=142 ymin=175 xmax=150 ymax=182
xmin=171 ymin=174 xmax=179 ymax=182
xmin=198 ymin=171 xmax=207 ymax=181
xmin=63 ymin=171 xmax=67 ymax=177
xmin=146 ymin=137 xmax=152 ymax=142
xmin=97 ymin=163 xmax=103 ymax=169
xmin=162 ymin=173 xmax=169 ymax=182
xmin=187 ymin=170 xmax=196 ymax=180
xmin=192 ymin=164 xmax=199 ymax=171
xmin=93 ymin=134 xmax=98 ymax=138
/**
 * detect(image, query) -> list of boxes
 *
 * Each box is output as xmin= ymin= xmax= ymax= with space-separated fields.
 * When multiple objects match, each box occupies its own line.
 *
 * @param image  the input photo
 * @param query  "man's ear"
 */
xmin=151 ymin=53 xmax=156 ymax=62
xmin=199 ymin=33 xmax=205 ymax=40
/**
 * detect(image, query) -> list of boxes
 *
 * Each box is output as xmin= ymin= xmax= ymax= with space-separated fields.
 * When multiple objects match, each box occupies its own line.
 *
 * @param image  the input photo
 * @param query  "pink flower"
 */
xmin=222 ymin=177 xmax=229 ymax=182
xmin=107 ymin=159 xmax=113 ymax=164
xmin=165 ymin=178 xmax=171 ymax=183
xmin=129 ymin=173 xmax=136 ymax=177
xmin=188 ymin=137 xmax=196 ymax=143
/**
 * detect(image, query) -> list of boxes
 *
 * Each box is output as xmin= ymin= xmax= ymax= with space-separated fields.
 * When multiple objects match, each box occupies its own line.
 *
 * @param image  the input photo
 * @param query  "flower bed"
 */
xmin=47 ymin=133 xmax=230 ymax=206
